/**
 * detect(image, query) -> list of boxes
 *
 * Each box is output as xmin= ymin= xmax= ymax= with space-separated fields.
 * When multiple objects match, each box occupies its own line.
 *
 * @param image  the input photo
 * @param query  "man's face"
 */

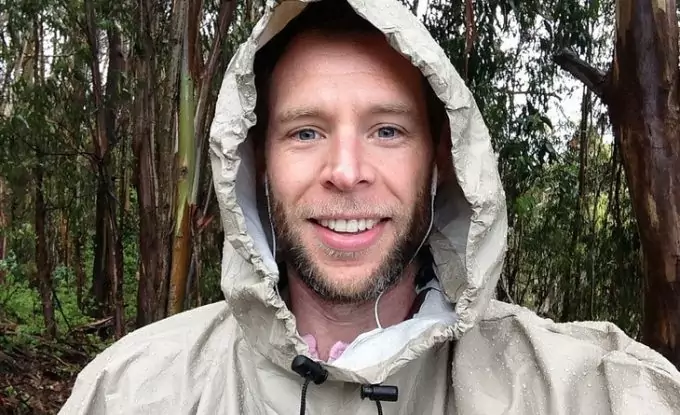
xmin=264 ymin=31 xmax=434 ymax=304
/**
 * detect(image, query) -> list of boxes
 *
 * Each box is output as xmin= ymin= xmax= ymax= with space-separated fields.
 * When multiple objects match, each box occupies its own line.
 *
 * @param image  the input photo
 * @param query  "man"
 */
xmin=61 ymin=0 xmax=680 ymax=414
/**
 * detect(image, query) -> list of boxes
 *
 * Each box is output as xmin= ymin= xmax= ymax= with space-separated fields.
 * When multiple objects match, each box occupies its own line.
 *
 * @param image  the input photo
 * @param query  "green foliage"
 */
xmin=419 ymin=0 xmax=642 ymax=336
xmin=120 ymin=208 xmax=141 ymax=321
xmin=1 ymin=253 xmax=41 ymax=333
xmin=1 ymin=240 xmax=134 ymax=337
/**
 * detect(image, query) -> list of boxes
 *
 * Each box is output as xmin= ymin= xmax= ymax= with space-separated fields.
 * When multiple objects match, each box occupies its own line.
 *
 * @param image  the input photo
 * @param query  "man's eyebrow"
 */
xmin=273 ymin=103 xmax=417 ymax=125
xmin=274 ymin=107 xmax=325 ymax=125
xmin=368 ymin=102 xmax=416 ymax=116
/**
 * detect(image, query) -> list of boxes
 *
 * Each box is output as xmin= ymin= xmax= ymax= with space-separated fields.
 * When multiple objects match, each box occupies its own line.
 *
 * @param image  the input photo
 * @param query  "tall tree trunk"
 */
xmin=133 ymin=0 xmax=174 ymax=326
xmin=562 ymin=87 xmax=591 ymax=321
xmin=610 ymin=0 xmax=680 ymax=368
xmin=167 ymin=3 xmax=199 ymax=316
xmin=26 ymin=13 xmax=56 ymax=339
xmin=74 ymin=233 xmax=85 ymax=311
xmin=91 ymin=179 xmax=110 ymax=316
xmin=85 ymin=3 xmax=126 ymax=337
xmin=589 ymin=141 xmax=605 ymax=317
xmin=105 ymin=26 xmax=126 ymax=339
xmin=119 ymin=125 xmax=131 ymax=213
xmin=0 ymin=178 xmax=8 ymax=284
xmin=106 ymin=192 xmax=125 ymax=338
xmin=132 ymin=0 xmax=236 ymax=324
xmin=164 ymin=0 xmax=236 ymax=317
xmin=59 ymin=214 xmax=69 ymax=267
xmin=34 ymin=160 xmax=56 ymax=338
xmin=555 ymin=0 xmax=680 ymax=368
xmin=0 ymin=36 xmax=30 ymax=117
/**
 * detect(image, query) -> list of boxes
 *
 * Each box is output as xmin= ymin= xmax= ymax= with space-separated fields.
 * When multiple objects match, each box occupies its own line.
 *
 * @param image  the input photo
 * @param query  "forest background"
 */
xmin=1 ymin=0 xmax=679 ymax=413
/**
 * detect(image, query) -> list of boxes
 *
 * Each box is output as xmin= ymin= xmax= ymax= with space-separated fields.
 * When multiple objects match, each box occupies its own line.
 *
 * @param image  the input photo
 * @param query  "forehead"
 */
xmin=268 ymin=31 xmax=426 ymax=108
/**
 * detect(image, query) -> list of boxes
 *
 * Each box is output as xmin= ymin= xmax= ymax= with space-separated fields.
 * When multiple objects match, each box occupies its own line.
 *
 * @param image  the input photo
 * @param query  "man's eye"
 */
xmin=376 ymin=126 xmax=399 ymax=139
xmin=295 ymin=129 xmax=318 ymax=141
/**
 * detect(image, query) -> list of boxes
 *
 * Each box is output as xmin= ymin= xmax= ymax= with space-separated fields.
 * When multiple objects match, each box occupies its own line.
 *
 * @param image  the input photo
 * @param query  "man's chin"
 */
xmin=283 ymin=237 xmax=408 ymax=302
xmin=312 ymin=283 xmax=380 ymax=304
xmin=299 ymin=267 xmax=383 ymax=303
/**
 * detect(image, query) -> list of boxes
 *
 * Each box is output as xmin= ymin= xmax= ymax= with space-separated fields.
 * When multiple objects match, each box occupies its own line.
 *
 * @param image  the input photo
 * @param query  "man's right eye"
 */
xmin=294 ymin=128 xmax=318 ymax=141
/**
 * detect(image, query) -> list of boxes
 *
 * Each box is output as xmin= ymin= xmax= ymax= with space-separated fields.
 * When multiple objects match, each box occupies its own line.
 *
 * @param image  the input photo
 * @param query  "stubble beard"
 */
xmin=270 ymin=180 xmax=432 ymax=305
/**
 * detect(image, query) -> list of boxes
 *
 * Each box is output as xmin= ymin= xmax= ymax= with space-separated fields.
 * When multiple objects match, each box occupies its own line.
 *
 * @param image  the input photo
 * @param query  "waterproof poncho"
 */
xmin=60 ymin=0 xmax=680 ymax=413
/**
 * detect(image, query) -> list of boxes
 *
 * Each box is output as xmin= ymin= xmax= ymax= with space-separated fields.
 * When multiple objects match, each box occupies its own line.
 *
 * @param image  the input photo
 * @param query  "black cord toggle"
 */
xmin=292 ymin=355 xmax=329 ymax=415
xmin=360 ymin=384 xmax=399 ymax=402
xmin=291 ymin=355 xmax=328 ymax=384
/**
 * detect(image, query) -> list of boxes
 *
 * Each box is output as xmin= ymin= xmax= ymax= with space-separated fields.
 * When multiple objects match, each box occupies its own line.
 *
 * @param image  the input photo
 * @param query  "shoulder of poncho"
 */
xmin=475 ymin=299 xmax=680 ymax=379
xmin=79 ymin=302 xmax=236 ymax=377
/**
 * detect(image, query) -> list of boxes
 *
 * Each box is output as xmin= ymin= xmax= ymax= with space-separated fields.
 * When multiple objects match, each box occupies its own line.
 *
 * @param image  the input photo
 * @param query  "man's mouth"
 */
xmin=317 ymin=218 xmax=381 ymax=233
xmin=309 ymin=218 xmax=388 ymax=251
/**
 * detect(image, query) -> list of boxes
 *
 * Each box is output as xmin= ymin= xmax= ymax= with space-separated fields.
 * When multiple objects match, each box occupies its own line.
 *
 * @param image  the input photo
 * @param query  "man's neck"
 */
xmin=288 ymin=266 xmax=418 ymax=361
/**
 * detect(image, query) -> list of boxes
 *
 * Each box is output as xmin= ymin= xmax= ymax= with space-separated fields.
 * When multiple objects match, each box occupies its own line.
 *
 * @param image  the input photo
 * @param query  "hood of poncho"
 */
xmin=208 ymin=0 xmax=507 ymax=384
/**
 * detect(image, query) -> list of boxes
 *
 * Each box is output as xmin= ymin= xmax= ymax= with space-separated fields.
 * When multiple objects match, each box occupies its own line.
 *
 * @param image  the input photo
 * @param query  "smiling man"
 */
xmin=60 ymin=1 xmax=680 ymax=414
xmin=260 ymin=19 xmax=439 ymax=360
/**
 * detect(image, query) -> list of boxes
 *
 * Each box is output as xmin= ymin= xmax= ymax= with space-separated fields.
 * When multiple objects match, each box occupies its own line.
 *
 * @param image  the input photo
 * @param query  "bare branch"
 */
xmin=503 ymin=89 xmax=562 ymax=100
xmin=554 ymin=48 xmax=608 ymax=101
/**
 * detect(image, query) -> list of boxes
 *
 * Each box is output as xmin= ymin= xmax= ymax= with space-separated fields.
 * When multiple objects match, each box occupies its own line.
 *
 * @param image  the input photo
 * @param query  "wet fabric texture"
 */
xmin=60 ymin=0 xmax=680 ymax=414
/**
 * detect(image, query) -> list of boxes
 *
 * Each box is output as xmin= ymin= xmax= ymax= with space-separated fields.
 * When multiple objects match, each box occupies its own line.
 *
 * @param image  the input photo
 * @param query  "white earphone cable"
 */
xmin=374 ymin=166 xmax=438 ymax=330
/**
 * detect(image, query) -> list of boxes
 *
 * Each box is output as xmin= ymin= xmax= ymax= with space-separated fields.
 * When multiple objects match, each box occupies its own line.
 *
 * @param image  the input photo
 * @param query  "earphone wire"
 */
xmin=374 ymin=166 xmax=438 ymax=330
xmin=264 ymin=175 xmax=277 ymax=263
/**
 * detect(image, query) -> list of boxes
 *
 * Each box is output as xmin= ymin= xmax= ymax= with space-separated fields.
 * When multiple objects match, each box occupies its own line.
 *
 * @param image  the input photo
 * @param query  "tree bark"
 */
xmin=85 ymin=2 xmax=126 ymax=337
xmin=74 ymin=233 xmax=85 ymax=311
xmin=133 ymin=0 xmax=174 ymax=327
xmin=167 ymin=0 xmax=236 ymax=316
xmin=0 ymin=178 xmax=8 ymax=284
xmin=132 ymin=0 xmax=235 ymax=324
xmin=90 ymin=179 xmax=110 ymax=316
xmin=59 ymin=214 xmax=69 ymax=267
xmin=106 ymin=26 xmax=126 ymax=339
xmin=167 ymin=0 xmax=199 ymax=316
xmin=565 ymin=87 xmax=592 ymax=321
xmin=26 ymin=14 xmax=56 ymax=339
xmin=34 ymin=160 xmax=56 ymax=338
xmin=609 ymin=0 xmax=680 ymax=368
xmin=555 ymin=0 xmax=680 ymax=368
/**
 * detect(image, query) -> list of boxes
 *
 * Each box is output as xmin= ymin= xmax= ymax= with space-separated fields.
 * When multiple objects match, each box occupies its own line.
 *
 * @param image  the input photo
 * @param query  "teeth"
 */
xmin=321 ymin=218 xmax=379 ymax=233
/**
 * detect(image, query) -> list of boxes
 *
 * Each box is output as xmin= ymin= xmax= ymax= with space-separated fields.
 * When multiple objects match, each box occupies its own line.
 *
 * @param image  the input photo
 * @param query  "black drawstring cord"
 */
xmin=292 ymin=355 xmax=399 ymax=415
xmin=361 ymin=384 xmax=398 ymax=415
xmin=299 ymin=378 xmax=312 ymax=415
xmin=292 ymin=355 xmax=328 ymax=415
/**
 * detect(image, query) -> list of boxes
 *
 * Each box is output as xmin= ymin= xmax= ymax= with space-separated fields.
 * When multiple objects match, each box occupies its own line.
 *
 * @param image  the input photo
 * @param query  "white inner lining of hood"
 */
xmin=235 ymin=141 xmax=458 ymax=372
xmin=329 ymin=278 xmax=458 ymax=371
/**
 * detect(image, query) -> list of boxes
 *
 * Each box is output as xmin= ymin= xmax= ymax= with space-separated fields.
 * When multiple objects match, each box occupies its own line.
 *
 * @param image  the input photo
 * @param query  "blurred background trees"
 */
xmin=1 ymin=0 xmax=678 ymax=411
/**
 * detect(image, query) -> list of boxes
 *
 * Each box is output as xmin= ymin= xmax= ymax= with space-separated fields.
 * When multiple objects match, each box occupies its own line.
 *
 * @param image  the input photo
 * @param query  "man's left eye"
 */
xmin=295 ymin=129 xmax=318 ymax=141
xmin=376 ymin=127 xmax=399 ymax=139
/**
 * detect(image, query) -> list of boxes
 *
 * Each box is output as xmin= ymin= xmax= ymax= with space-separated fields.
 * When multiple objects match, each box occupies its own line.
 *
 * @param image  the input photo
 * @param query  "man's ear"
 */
xmin=434 ymin=119 xmax=453 ymax=187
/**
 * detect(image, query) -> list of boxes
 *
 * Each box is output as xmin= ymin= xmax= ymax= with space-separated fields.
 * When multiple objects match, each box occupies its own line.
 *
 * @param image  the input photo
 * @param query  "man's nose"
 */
xmin=322 ymin=135 xmax=374 ymax=191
